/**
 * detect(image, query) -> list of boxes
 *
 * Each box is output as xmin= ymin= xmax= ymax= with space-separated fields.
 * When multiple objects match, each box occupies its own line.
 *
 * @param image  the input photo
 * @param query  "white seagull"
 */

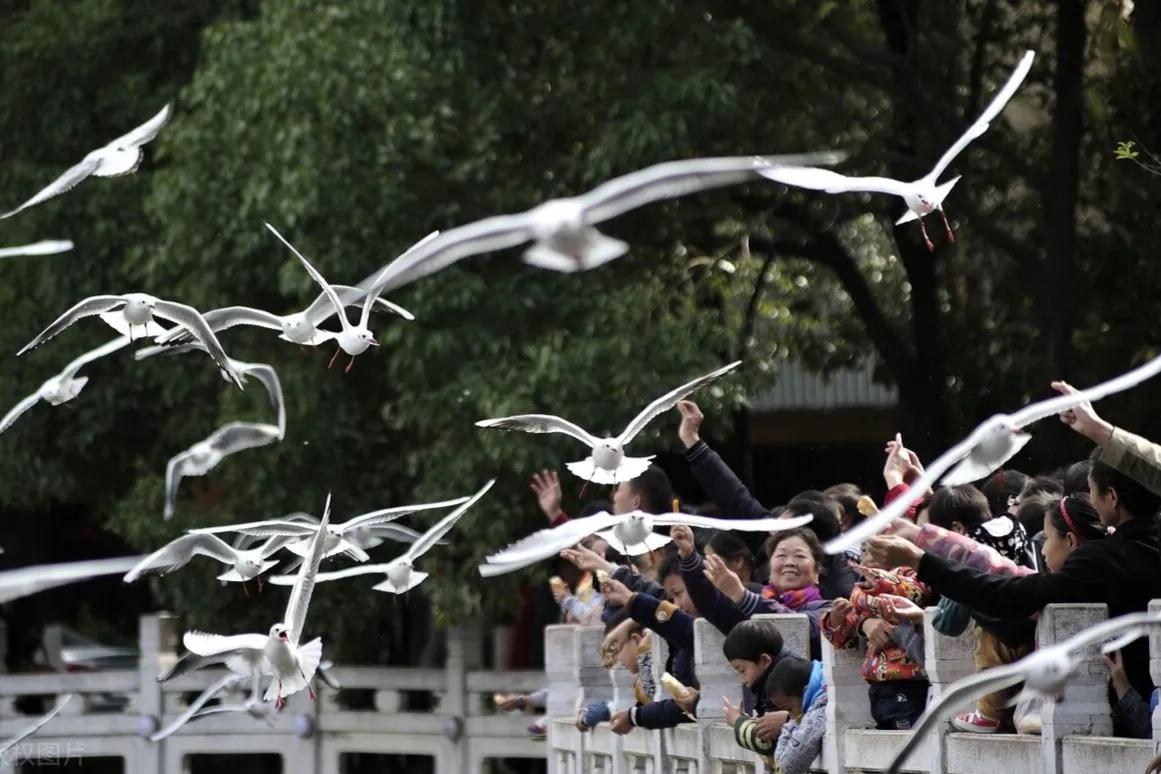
xmin=269 ymin=480 xmax=494 ymax=594
xmin=265 ymin=223 xmax=437 ymax=372
xmin=0 ymin=240 xmax=74 ymax=259
xmin=187 ymin=495 xmax=472 ymax=563
xmin=148 ymin=673 xmax=253 ymax=741
xmin=18 ymin=293 xmax=243 ymax=388
xmin=886 ymin=610 xmax=1161 ymax=774
xmin=153 ymin=284 xmax=414 ymax=349
xmin=0 ymin=694 xmax=74 ymax=758
xmin=2 ymin=103 xmax=172 ymax=219
xmin=826 ymin=348 xmax=1161 ymax=555
xmin=762 ymin=51 xmax=1034 ymax=251
xmin=358 ymin=153 xmax=845 ymax=297
xmin=478 ymin=509 xmax=814 ymax=577
xmin=0 ymin=335 xmax=129 ymax=437
xmin=0 ymin=556 xmax=143 ymax=605
xmin=123 ymin=533 xmax=295 ymax=585
xmin=163 ymin=421 xmax=283 ymax=521
xmin=181 ymin=496 xmax=333 ymax=709
xmin=477 ymin=361 xmax=741 ymax=484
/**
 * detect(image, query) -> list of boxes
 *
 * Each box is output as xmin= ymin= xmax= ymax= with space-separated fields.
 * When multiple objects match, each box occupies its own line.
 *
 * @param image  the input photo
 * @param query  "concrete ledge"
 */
xmin=844 ymin=729 xmax=929 ymax=772
xmin=1062 ymin=735 xmax=1155 ymax=772
xmin=946 ymin=733 xmax=1042 ymax=774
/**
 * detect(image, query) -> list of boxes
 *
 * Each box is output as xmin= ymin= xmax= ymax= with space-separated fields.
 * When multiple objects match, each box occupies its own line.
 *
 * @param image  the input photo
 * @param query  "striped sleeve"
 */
xmin=733 ymin=716 xmax=775 ymax=755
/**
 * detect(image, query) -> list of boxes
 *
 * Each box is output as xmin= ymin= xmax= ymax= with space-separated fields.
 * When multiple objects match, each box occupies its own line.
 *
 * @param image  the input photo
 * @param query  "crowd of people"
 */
xmin=495 ymin=387 xmax=1161 ymax=774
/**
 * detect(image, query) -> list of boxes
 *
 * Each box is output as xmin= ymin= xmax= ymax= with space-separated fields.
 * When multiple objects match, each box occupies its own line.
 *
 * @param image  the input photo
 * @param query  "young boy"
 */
xmin=729 ymin=655 xmax=828 ymax=774
xmin=576 ymin=612 xmax=655 ymax=731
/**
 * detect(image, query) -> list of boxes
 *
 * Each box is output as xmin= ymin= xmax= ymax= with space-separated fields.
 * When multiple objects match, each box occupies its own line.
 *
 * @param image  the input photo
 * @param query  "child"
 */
xmin=723 ymin=619 xmax=788 ymax=715
xmin=729 ymin=655 xmax=828 ymax=774
xmin=576 ymin=612 xmax=656 ymax=730
xmin=822 ymin=565 xmax=930 ymax=730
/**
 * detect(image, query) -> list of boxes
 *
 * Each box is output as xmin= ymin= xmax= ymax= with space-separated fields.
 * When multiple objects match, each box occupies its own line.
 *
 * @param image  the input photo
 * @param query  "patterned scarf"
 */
xmin=760 ymin=583 xmax=823 ymax=609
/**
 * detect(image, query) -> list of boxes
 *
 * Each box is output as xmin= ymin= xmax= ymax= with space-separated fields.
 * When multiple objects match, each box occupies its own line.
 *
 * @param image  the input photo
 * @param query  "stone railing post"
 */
xmin=1150 ymin=600 xmax=1161 ymax=742
xmin=821 ymin=633 xmax=874 ymax=774
xmin=545 ymin=624 xmax=580 ymax=774
xmin=1039 ymin=603 xmax=1110 ymax=774
xmin=923 ymin=606 xmax=977 ymax=773
xmin=689 ymin=618 xmax=741 ymax=771
xmin=751 ymin=612 xmax=811 ymax=661
xmin=138 ymin=613 xmax=175 ymax=772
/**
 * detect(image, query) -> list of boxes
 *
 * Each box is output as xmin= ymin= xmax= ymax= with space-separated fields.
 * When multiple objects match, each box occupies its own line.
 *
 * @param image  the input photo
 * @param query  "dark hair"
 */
xmin=927 ymin=485 xmax=990 ymax=531
xmin=763 ymin=528 xmax=824 ymax=570
xmin=657 ymin=550 xmax=682 ymax=583
xmin=604 ymin=608 xmax=645 ymax=636
xmin=722 ymin=619 xmax=783 ymax=663
xmin=980 ymin=469 xmax=1030 ymax=515
xmin=1089 ymin=448 xmax=1161 ymax=519
xmin=824 ymin=483 xmax=864 ymax=529
xmin=791 ymin=489 xmax=827 ymax=503
xmin=1044 ymin=493 xmax=1105 ymax=543
xmin=764 ymin=654 xmax=812 ymax=699
xmin=1062 ymin=460 xmax=1092 ymax=496
xmin=624 ymin=465 xmax=674 ymax=513
xmin=1014 ymin=491 xmax=1057 ymax=535
xmin=1019 ymin=476 xmax=1064 ymax=500
xmin=784 ymin=498 xmax=841 ymax=543
xmin=707 ymin=531 xmax=754 ymax=573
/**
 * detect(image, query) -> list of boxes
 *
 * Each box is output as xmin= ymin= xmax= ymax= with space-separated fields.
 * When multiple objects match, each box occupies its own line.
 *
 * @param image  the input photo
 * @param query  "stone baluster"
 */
xmin=922 ymin=606 xmax=977 ymax=773
xmin=821 ymin=631 xmax=874 ymax=774
xmin=546 ymin=624 xmax=580 ymax=774
xmin=1039 ymin=604 xmax=1110 ymax=774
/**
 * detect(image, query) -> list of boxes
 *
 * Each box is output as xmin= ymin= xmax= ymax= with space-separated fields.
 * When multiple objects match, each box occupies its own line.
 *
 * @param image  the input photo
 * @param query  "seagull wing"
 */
xmin=363 ymin=524 xmax=426 ymax=543
xmin=152 ymin=300 xmax=244 ymax=387
xmin=0 ymin=556 xmax=142 ymax=605
xmin=0 ymin=694 xmax=74 ymax=756
xmin=823 ymin=416 xmax=1010 ymax=554
xmin=885 ymin=665 xmax=1027 ymax=774
xmin=926 ymin=50 xmax=1035 ymax=183
xmin=182 ymin=631 xmax=268 ymax=658
xmin=156 ymin=306 xmax=284 ymax=346
xmin=653 ymin=512 xmax=815 ymax=532
xmin=106 ymin=103 xmax=174 ymax=149
xmin=0 ymin=392 xmax=43 ymax=437
xmin=1060 ymin=612 xmax=1161 ymax=656
xmin=268 ymin=562 xmax=394 ymax=586
xmin=123 ymin=533 xmax=239 ymax=582
xmin=205 ymin=421 xmax=282 ymax=456
xmin=760 ymin=166 xmax=912 ymax=196
xmin=403 ymin=480 xmax=495 ymax=562
xmin=163 ymin=448 xmax=197 ymax=521
xmin=17 ymin=295 xmax=126 ymax=355
xmin=482 ymin=512 xmax=621 ymax=568
xmin=149 ymin=673 xmax=244 ymax=742
xmin=0 ymin=240 xmax=74 ymax=259
xmin=265 ymin=223 xmax=349 ymax=332
xmin=359 ymin=230 xmax=440 ymax=328
xmin=618 ymin=361 xmax=741 ymax=445
xmin=338 ymin=496 xmax=473 ymax=532
xmin=284 ymin=496 xmax=332 ymax=645
xmin=581 ymin=153 xmax=846 ymax=224
xmin=475 ymin=413 xmax=599 ymax=447
xmin=232 ymin=361 xmax=285 ymax=434
xmin=188 ymin=520 xmax=318 ymax=539
xmin=1009 ymin=352 xmax=1161 ymax=428
xmin=1 ymin=157 xmax=101 ymax=219
xmin=58 ymin=335 xmax=131 ymax=379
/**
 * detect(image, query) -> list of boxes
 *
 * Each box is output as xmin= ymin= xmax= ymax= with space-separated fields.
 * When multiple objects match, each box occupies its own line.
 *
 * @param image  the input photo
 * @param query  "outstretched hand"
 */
xmin=704 ymin=553 xmax=745 ymax=603
xmin=670 ymin=524 xmax=696 ymax=559
xmin=530 ymin=469 xmax=563 ymax=521
xmin=1052 ymin=380 xmax=1113 ymax=446
xmin=561 ymin=544 xmax=615 ymax=574
xmin=676 ymin=400 xmax=704 ymax=449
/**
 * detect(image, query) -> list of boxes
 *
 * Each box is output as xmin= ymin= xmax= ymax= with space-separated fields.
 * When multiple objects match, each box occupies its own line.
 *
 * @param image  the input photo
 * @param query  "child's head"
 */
xmin=1041 ymin=493 xmax=1105 ymax=572
xmin=722 ymin=619 xmax=784 ymax=687
xmin=927 ymin=485 xmax=990 ymax=534
xmin=602 ymin=611 xmax=647 ymax=673
xmin=706 ymin=531 xmax=754 ymax=582
xmin=657 ymin=551 xmax=696 ymax=615
xmin=764 ymin=655 xmax=812 ymax=717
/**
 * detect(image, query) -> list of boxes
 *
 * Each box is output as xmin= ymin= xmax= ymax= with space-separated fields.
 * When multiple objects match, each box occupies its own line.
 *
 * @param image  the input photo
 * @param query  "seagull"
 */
xmin=163 ymin=422 xmax=283 ymax=521
xmin=187 ymin=495 xmax=472 ymax=563
xmin=0 ymin=336 xmax=129 ymax=437
xmin=478 ymin=509 xmax=815 ymax=577
xmin=148 ymin=673 xmax=252 ymax=741
xmin=268 ymin=480 xmax=495 ymax=593
xmin=152 ymin=284 xmax=414 ymax=349
xmin=157 ymin=649 xmax=340 ymax=691
xmin=265 ymin=223 xmax=437 ymax=372
xmin=2 ymin=103 xmax=172 ymax=219
xmin=886 ymin=610 xmax=1161 ymax=774
xmin=357 ymin=153 xmax=845 ymax=298
xmin=18 ymin=293 xmax=244 ymax=388
xmin=0 ymin=556 xmax=143 ymax=605
xmin=476 ymin=361 xmax=741 ymax=484
xmin=123 ymin=533 xmax=295 ymax=585
xmin=0 ymin=694 xmax=74 ymax=758
xmin=0 ymin=240 xmax=74 ymax=259
xmin=826 ymin=348 xmax=1161 ymax=555
xmin=181 ymin=495 xmax=333 ymax=709
xmin=762 ymin=51 xmax=1034 ymax=251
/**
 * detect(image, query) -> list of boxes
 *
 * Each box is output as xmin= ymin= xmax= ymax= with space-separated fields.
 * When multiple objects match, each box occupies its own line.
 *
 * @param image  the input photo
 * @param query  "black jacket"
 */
xmin=627 ymin=591 xmax=699 ymax=729
xmin=918 ymin=515 xmax=1161 ymax=711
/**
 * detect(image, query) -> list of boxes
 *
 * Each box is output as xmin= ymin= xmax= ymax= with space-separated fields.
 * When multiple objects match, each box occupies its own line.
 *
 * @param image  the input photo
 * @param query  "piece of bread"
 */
xmin=856 ymin=495 xmax=879 ymax=516
xmin=549 ymin=576 xmax=567 ymax=593
xmin=596 ymin=569 xmax=610 ymax=585
xmin=660 ymin=672 xmax=691 ymax=699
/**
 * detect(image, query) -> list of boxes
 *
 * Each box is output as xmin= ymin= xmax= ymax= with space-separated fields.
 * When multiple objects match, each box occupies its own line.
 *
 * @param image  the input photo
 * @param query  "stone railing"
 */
xmin=546 ymin=601 xmax=1161 ymax=774
xmin=0 ymin=614 xmax=545 ymax=774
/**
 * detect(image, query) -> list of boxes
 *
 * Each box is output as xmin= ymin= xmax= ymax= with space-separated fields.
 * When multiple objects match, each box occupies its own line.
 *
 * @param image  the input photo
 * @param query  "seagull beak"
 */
xmin=369 ymin=338 xmax=379 ymax=347
xmin=279 ymin=631 xmax=289 ymax=641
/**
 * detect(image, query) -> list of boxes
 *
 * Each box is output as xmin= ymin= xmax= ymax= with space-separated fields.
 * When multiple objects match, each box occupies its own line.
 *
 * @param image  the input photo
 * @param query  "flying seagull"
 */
xmin=123 ymin=533 xmax=294 ymax=585
xmin=0 ymin=556 xmax=143 ymax=605
xmin=886 ymin=610 xmax=1161 ymax=773
xmin=269 ymin=480 xmax=494 ymax=594
xmin=0 ymin=694 xmax=74 ymax=758
xmin=478 ymin=509 xmax=814 ymax=577
xmin=476 ymin=361 xmax=741 ymax=484
xmin=0 ymin=336 xmax=129 ymax=437
xmin=826 ymin=348 xmax=1161 ymax=555
xmin=181 ymin=495 xmax=333 ymax=709
xmin=18 ymin=293 xmax=243 ymax=388
xmin=762 ymin=51 xmax=1034 ymax=250
xmin=0 ymin=240 xmax=74 ymax=259
xmin=2 ymin=104 xmax=173 ymax=219
xmin=163 ymin=421 xmax=283 ymax=521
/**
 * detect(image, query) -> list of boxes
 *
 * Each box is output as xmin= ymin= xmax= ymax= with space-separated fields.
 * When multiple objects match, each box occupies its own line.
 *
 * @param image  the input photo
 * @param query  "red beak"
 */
xmin=279 ymin=631 xmax=289 ymax=641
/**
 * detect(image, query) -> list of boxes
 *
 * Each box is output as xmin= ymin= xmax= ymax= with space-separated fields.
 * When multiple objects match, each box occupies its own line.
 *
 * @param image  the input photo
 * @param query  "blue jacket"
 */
xmin=627 ymin=591 xmax=698 ymax=729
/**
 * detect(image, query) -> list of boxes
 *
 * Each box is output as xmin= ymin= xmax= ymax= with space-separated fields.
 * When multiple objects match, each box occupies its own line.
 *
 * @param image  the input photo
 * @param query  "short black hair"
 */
xmin=980 ymin=469 xmax=1030 ymax=515
xmin=824 ymin=483 xmax=864 ymax=529
xmin=764 ymin=654 xmax=812 ymax=699
xmin=763 ymin=528 xmax=824 ymax=570
xmin=722 ymin=619 xmax=783 ymax=663
xmin=707 ymin=530 xmax=754 ymax=572
xmin=927 ymin=485 xmax=990 ymax=531
xmin=657 ymin=549 xmax=681 ymax=583
xmin=1089 ymin=448 xmax=1161 ymax=519
xmin=625 ymin=465 xmax=675 ymax=513
xmin=1063 ymin=460 xmax=1093 ymax=496
xmin=784 ymin=498 xmax=841 ymax=543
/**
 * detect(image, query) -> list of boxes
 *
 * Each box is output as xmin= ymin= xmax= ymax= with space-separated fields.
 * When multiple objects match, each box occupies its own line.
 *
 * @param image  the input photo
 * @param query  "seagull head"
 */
xmin=591 ymin=438 xmax=624 ymax=469
xmin=269 ymin=623 xmax=290 ymax=642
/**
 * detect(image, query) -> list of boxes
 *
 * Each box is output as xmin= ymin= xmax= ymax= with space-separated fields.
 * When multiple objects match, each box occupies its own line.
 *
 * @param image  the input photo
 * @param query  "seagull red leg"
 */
xmin=918 ymin=218 xmax=935 ymax=252
xmin=939 ymin=207 xmax=955 ymax=243
xmin=328 ymin=347 xmax=342 ymax=369
xmin=345 ymin=355 xmax=356 ymax=374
